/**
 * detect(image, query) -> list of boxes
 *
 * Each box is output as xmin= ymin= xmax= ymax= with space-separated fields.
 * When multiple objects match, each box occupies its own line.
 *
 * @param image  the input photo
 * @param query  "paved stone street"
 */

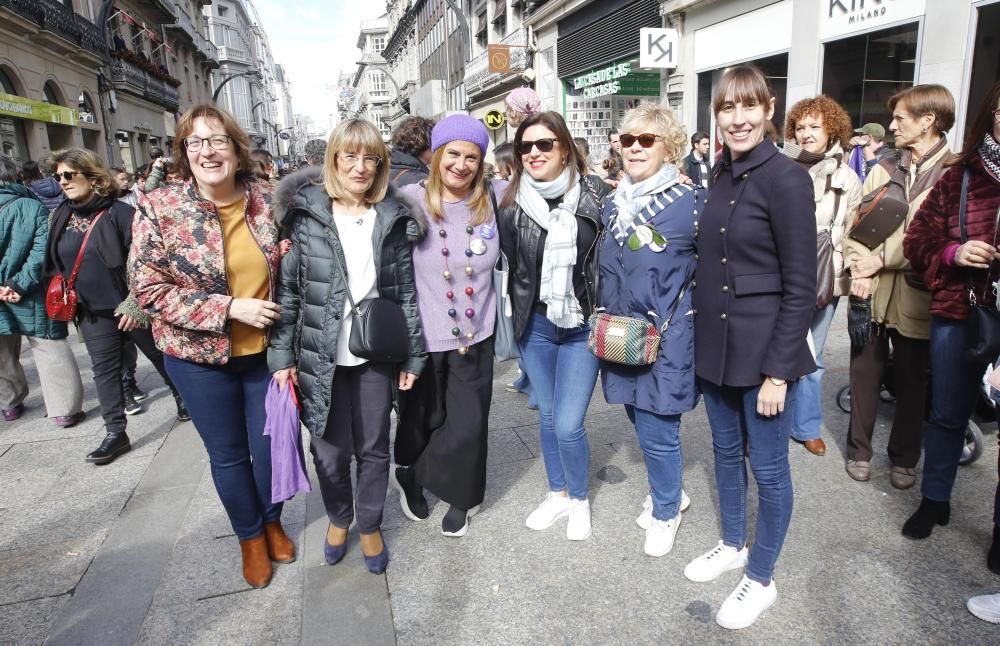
xmin=1 ymin=312 xmax=998 ymax=645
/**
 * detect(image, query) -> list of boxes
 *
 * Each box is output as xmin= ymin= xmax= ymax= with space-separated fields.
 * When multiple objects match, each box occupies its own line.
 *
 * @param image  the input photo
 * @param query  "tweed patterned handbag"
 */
xmin=587 ymin=282 xmax=689 ymax=366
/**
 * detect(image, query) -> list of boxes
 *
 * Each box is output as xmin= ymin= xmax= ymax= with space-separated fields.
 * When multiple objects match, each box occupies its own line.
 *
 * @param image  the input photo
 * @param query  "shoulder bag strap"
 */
xmin=392 ymin=168 xmax=409 ymax=184
xmin=959 ymin=167 xmax=971 ymax=244
xmin=659 ymin=279 xmax=691 ymax=334
xmin=486 ymin=180 xmax=499 ymax=217
xmin=65 ymin=209 xmax=108 ymax=291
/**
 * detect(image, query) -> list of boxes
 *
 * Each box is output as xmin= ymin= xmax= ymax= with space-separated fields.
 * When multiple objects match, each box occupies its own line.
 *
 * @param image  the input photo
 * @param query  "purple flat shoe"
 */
xmin=54 ymin=412 xmax=86 ymax=428
xmin=2 ymin=403 xmax=24 ymax=422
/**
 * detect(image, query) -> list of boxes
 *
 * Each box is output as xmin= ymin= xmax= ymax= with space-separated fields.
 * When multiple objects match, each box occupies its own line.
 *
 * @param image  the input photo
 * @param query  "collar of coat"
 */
xmin=271 ymin=165 xmax=427 ymax=241
xmin=725 ymin=139 xmax=780 ymax=178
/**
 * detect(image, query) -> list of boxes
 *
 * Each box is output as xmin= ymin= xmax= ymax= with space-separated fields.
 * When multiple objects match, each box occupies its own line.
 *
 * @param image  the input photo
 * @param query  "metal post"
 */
xmin=212 ymin=70 xmax=257 ymax=103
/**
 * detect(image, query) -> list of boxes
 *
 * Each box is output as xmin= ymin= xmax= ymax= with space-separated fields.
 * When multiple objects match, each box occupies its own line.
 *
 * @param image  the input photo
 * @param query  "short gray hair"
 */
xmin=0 ymin=154 xmax=18 ymax=184
xmin=304 ymin=138 xmax=327 ymax=166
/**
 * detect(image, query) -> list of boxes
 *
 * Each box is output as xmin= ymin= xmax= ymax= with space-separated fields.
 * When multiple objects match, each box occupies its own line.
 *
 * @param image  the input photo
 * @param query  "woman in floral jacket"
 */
xmin=130 ymin=104 xmax=293 ymax=590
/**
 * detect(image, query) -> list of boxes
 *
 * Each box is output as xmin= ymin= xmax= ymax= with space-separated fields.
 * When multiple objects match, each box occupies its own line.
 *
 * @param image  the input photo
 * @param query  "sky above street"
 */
xmin=254 ymin=0 xmax=385 ymax=133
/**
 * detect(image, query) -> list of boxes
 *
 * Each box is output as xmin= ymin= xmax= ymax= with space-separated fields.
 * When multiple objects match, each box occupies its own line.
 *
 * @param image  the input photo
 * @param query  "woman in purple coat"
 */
xmin=597 ymin=104 xmax=699 ymax=559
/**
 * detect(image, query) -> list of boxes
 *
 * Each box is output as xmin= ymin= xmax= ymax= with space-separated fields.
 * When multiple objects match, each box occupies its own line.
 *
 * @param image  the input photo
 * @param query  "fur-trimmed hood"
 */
xmin=272 ymin=165 xmax=427 ymax=240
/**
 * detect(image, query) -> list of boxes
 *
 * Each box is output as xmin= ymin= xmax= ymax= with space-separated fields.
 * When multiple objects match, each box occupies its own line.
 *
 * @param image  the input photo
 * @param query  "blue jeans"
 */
xmin=519 ymin=311 xmax=599 ymax=500
xmin=921 ymin=317 xmax=989 ymax=502
xmin=701 ymin=380 xmax=796 ymax=584
xmin=164 ymin=353 xmax=281 ymax=540
xmin=626 ymin=406 xmax=683 ymax=520
xmin=792 ymin=299 xmax=839 ymax=441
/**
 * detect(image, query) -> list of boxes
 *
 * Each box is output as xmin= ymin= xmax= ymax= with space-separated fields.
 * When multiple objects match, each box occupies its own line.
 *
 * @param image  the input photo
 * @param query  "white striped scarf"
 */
xmin=611 ymin=184 xmax=692 ymax=245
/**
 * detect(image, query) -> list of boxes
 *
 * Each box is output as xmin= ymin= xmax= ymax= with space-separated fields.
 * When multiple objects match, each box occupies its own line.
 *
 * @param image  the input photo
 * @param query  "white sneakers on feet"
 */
xmin=684 ymin=540 xmax=749 ymax=582
xmin=637 ymin=490 xmax=691 ymax=530
xmin=525 ymin=492 xmax=571 ymax=530
xmin=715 ymin=575 xmax=778 ymax=629
xmin=566 ymin=498 xmax=591 ymax=541
xmin=644 ymin=514 xmax=681 ymax=557
xmin=967 ymin=592 xmax=1000 ymax=623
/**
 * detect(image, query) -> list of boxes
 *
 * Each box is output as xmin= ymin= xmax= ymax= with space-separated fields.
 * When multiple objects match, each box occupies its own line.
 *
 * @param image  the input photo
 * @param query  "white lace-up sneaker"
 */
xmin=715 ymin=575 xmax=778 ymax=629
xmin=525 ymin=492 xmax=571 ymax=530
xmin=967 ymin=592 xmax=1000 ymax=623
xmin=566 ymin=498 xmax=592 ymax=541
xmin=636 ymin=489 xmax=691 ymax=530
xmin=684 ymin=540 xmax=749 ymax=582
xmin=644 ymin=514 xmax=681 ymax=557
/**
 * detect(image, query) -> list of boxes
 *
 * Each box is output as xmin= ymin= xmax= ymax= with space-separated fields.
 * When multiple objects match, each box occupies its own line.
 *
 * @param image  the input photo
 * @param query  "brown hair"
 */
xmin=784 ymin=95 xmax=854 ymax=149
xmin=391 ymin=116 xmax=435 ymax=158
xmin=172 ymin=103 xmax=254 ymax=183
xmin=51 ymin=148 xmax=115 ymax=197
xmin=712 ymin=64 xmax=773 ymax=117
xmin=952 ymin=79 xmax=1000 ymax=168
xmin=888 ymin=84 xmax=956 ymax=136
xmin=502 ymin=111 xmax=587 ymax=209
xmin=323 ymin=118 xmax=390 ymax=204
xmin=620 ymin=103 xmax=688 ymax=165
xmin=424 ymin=143 xmax=491 ymax=225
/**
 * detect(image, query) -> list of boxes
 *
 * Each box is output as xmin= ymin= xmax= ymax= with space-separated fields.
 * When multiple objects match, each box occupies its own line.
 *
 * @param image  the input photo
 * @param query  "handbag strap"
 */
xmin=658 ymin=280 xmax=691 ymax=334
xmin=66 ymin=208 xmax=108 ymax=291
xmin=327 ymin=223 xmax=361 ymax=315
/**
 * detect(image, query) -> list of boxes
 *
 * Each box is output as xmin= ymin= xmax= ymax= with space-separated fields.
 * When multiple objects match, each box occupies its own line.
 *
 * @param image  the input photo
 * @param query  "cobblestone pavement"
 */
xmin=1 ymin=312 xmax=998 ymax=645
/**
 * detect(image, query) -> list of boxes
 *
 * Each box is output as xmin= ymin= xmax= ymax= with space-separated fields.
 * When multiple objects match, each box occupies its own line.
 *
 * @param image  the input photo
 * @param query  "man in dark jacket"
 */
xmin=389 ymin=116 xmax=435 ymax=187
xmin=683 ymin=131 xmax=713 ymax=189
xmin=21 ymin=161 xmax=64 ymax=212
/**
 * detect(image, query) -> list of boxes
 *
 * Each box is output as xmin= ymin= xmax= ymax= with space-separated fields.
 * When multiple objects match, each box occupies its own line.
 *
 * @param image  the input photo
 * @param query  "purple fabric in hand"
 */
xmin=264 ymin=378 xmax=312 ymax=503
xmin=848 ymin=146 xmax=866 ymax=182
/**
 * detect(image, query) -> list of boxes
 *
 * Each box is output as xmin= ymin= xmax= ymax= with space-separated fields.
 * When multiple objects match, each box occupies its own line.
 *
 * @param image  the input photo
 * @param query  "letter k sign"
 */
xmin=639 ymin=28 xmax=678 ymax=69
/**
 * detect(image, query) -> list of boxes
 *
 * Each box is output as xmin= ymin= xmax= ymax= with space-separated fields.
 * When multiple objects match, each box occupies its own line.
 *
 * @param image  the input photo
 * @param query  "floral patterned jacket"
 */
xmin=130 ymin=178 xmax=280 ymax=364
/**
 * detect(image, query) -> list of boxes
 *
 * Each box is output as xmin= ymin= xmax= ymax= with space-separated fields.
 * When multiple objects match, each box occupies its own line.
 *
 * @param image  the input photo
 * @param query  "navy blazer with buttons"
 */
xmin=693 ymin=140 xmax=817 ymax=387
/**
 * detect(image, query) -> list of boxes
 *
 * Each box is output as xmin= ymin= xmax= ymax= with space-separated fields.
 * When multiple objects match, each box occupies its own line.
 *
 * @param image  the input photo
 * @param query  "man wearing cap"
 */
xmin=850 ymin=123 xmax=895 ymax=172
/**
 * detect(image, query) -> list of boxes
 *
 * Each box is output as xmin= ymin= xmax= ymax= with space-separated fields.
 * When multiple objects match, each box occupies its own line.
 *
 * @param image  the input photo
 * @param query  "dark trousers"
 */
xmin=921 ymin=317 xmax=990 ymax=502
xmin=78 ymin=311 xmax=175 ymax=435
xmin=847 ymin=327 xmax=929 ymax=467
xmin=121 ymin=339 xmax=138 ymax=385
xmin=164 ymin=352 xmax=280 ymax=540
xmin=311 ymin=362 xmax=393 ymax=534
xmin=395 ymin=337 xmax=495 ymax=510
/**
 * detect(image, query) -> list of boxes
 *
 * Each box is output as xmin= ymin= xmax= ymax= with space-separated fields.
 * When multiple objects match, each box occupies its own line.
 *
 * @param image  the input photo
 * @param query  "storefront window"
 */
xmin=0 ymin=68 xmax=30 ymax=166
xmin=696 ymin=53 xmax=788 ymax=152
xmin=563 ymin=57 xmax=660 ymax=162
xmin=822 ymin=23 xmax=918 ymax=136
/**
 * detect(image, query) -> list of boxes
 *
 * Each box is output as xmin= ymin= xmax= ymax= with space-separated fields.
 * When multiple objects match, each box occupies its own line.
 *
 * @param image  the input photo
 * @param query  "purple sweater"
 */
xmin=403 ymin=181 xmax=505 ymax=353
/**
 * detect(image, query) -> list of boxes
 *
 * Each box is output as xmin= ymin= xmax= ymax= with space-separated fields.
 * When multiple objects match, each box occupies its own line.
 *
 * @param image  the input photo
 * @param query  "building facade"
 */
xmin=349 ymin=14 xmax=392 ymax=141
xmin=411 ymin=0 xmax=469 ymax=118
xmin=383 ymin=0 xmax=420 ymax=128
xmin=0 ymin=0 xmax=106 ymax=167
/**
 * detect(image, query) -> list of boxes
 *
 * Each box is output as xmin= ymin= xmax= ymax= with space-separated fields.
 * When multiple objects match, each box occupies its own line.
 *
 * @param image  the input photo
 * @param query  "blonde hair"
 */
xmin=51 ymin=148 xmax=115 ymax=197
xmin=323 ymin=119 xmax=390 ymax=204
xmin=620 ymin=104 xmax=688 ymax=165
xmin=424 ymin=145 xmax=491 ymax=226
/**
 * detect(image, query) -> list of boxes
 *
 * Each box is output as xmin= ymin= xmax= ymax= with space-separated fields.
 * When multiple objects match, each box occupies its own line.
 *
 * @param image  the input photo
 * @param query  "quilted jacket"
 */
xmin=904 ymin=152 xmax=1000 ymax=320
xmin=267 ymin=166 xmax=427 ymax=436
xmin=0 ymin=184 xmax=67 ymax=339
xmin=129 ymin=178 xmax=280 ymax=364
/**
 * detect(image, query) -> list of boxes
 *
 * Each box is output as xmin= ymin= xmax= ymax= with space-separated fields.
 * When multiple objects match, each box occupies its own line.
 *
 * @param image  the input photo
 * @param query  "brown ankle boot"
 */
xmin=239 ymin=535 xmax=273 ymax=588
xmin=263 ymin=520 xmax=296 ymax=563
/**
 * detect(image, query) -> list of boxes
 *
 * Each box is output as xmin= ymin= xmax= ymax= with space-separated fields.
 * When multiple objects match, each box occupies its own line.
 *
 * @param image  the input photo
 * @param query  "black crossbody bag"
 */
xmin=959 ymin=167 xmax=1000 ymax=362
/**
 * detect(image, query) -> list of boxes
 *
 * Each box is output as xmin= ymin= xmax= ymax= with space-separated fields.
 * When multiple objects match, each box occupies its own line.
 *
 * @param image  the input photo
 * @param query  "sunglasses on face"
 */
xmin=57 ymin=171 xmax=81 ymax=182
xmin=518 ymin=138 xmax=558 ymax=155
xmin=620 ymin=133 xmax=664 ymax=148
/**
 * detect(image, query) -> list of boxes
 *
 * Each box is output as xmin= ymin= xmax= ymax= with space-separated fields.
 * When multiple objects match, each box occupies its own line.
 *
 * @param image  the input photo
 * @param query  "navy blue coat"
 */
xmin=597 ymin=184 xmax=700 ymax=415
xmin=693 ymin=141 xmax=817 ymax=387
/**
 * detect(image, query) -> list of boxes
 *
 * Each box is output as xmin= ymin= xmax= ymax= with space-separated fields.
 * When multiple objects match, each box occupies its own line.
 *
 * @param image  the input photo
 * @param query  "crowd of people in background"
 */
xmin=1 ymin=69 xmax=999 ymax=630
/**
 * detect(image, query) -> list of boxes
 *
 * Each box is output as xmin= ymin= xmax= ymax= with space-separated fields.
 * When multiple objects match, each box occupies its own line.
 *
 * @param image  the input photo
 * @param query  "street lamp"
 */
xmin=212 ymin=69 xmax=260 ymax=103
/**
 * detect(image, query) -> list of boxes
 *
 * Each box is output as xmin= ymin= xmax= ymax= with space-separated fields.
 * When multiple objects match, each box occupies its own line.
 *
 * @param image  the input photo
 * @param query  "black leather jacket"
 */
xmin=498 ymin=176 xmax=610 ymax=340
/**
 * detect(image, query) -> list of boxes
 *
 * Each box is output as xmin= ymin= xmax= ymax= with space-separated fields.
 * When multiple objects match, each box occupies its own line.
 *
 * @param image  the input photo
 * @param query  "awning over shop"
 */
xmin=0 ymin=91 xmax=77 ymax=126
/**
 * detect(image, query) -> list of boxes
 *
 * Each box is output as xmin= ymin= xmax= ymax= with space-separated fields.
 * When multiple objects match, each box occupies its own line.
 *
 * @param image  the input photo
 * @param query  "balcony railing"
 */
xmin=110 ymin=58 xmax=180 ymax=111
xmin=217 ymin=45 xmax=250 ymax=63
xmin=0 ymin=0 xmax=105 ymax=57
xmin=463 ymin=28 xmax=528 ymax=97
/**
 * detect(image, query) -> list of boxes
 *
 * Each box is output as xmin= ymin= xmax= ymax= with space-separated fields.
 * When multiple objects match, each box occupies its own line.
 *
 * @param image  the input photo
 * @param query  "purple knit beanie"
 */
xmin=431 ymin=114 xmax=490 ymax=155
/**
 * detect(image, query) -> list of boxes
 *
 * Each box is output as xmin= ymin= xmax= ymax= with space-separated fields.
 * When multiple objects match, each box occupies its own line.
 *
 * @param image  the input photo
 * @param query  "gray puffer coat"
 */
xmin=267 ymin=166 xmax=427 ymax=436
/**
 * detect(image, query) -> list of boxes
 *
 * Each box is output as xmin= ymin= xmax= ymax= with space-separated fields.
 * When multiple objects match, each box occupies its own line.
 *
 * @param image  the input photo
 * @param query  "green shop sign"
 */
xmin=0 ymin=91 xmax=78 ymax=126
xmin=567 ymin=60 xmax=660 ymax=99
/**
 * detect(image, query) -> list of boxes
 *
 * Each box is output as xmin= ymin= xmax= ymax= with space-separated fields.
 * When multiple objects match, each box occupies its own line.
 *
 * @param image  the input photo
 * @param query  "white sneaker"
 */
xmin=525 ymin=492 xmax=571 ymax=530
xmin=715 ymin=575 xmax=778 ymax=630
xmin=967 ymin=592 xmax=1000 ymax=624
xmin=644 ymin=514 xmax=681 ymax=557
xmin=684 ymin=540 xmax=749 ymax=582
xmin=637 ymin=489 xmax=691 ymax=530
xmin=566 ymin=498 xmax=592 ymax=541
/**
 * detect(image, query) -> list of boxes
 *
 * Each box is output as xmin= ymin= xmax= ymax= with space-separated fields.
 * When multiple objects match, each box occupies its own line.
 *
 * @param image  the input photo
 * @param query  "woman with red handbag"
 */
xmin=44 ymin=148 xmax=184 ymax=466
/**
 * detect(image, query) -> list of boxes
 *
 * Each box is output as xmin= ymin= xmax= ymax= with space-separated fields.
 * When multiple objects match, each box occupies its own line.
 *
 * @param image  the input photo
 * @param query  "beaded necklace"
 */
xmin=438 ymin=220 xmax=478 ymax=355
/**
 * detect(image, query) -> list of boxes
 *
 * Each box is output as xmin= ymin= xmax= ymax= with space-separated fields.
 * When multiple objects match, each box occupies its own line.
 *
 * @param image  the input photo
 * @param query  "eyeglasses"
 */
xmin=183 ymin=135 xmax=232 ymax=152
xmin=57 ymin=171 xmax=81 ymax=181
xmin=620 ymin=133 xmax=664 ymax=148
xmin=518 ymin=138 xmax=557 ymax=155
xmin=339 ymin=153 xmax=381 ymax=168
